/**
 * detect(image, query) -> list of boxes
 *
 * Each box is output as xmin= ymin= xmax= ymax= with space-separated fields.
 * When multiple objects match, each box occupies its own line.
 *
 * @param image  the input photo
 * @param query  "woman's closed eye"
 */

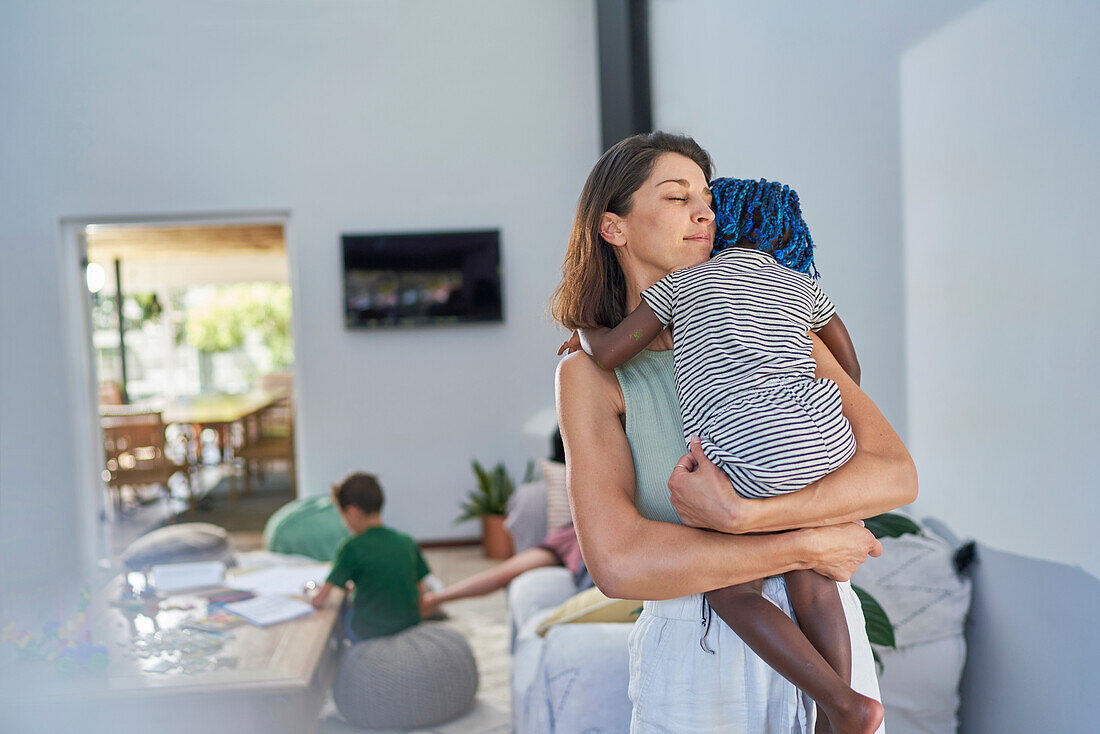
xmin=667 ymin=197 xmax=687 ymax=202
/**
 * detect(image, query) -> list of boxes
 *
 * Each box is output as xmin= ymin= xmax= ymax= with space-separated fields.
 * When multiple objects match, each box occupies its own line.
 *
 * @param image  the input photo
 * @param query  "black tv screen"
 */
xmin=343 ymin=229 xmax=503 ymax=329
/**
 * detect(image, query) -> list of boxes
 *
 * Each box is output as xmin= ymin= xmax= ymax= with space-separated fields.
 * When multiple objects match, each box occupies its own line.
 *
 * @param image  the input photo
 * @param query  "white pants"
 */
xmin=628 ymin=578 xmax=884 ymax=733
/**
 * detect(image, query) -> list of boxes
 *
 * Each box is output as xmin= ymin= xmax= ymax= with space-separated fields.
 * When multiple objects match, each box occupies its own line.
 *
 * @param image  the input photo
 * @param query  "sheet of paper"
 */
xmin=225 ymin=563 xmax=330 ymax=596
xmin=223 ymin=595 xmax=315 ymax=627
xmin=150 ymin=561 xmax=227 ymax=592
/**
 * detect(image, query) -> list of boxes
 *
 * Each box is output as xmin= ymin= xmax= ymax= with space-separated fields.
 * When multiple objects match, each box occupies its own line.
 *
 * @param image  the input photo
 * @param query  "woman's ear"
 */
xmin=599 ymin=212 xmax=627 ymax=247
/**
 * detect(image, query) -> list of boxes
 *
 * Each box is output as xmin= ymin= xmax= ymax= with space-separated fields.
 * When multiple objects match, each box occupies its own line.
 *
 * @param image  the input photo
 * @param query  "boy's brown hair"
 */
xmin=331 ymin=472 xmax=384 ymax=515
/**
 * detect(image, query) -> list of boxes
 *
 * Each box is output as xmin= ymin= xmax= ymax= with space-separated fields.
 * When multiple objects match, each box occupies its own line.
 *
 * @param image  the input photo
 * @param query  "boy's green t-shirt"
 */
xmin=326 ymin=525 xmax=430 ymax=640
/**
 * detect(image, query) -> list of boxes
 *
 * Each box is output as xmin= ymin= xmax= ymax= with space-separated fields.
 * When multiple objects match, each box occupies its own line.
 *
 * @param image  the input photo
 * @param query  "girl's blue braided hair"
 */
xmin=709 ymin=177 xmax=819 ymax=278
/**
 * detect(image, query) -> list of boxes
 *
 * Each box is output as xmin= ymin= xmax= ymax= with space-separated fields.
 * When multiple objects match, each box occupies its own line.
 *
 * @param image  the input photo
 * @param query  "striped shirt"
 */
xmin=640 ymin=247 xmax=836 ymax=451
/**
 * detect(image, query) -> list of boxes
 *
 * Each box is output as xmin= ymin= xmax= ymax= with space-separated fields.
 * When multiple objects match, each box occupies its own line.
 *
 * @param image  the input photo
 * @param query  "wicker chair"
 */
xmin=235 ymin=400 xmax=296 ymax=499
xmin=101 ymin=410 xmax=192 ymax=511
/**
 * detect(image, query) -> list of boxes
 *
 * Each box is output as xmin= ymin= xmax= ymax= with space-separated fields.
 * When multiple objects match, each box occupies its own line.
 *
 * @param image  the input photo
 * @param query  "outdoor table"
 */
xmin=102 ymin=388 xmax=289 ymax=504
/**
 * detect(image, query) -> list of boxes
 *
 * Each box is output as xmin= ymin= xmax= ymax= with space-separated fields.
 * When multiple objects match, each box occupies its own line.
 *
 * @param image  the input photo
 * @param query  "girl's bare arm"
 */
xmin=815 ymin=314 xmax=860 ymax=385
xmin=577 ymin=301 xmax=665 ymax=370
xmin=555 ymin=351 xmax=881 ymax=600
xmin=668 ymin=332 xmax=917 ymax=534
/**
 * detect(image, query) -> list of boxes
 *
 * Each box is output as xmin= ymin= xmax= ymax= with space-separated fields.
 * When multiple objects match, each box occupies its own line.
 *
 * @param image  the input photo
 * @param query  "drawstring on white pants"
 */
xmin=700 ymin=596 xmax=715 ymax=654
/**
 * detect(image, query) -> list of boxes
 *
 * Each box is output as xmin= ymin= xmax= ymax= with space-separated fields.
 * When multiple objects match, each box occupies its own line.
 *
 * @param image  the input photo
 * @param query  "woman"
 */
xmin=552 ymin=132 xmax=916 ymax=733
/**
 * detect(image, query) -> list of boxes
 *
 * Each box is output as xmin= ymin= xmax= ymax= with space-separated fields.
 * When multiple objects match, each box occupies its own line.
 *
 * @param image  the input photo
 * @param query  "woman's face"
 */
xmin=607 ymin=152 xmax=715 ymax=280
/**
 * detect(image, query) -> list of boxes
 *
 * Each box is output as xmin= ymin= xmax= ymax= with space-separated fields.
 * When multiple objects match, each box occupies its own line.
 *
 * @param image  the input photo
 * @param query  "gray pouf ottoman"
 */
xmin=333 ymin=623 xmax=478 ymax=730
xmin=121 ymin=522 xmax=233 ymax=570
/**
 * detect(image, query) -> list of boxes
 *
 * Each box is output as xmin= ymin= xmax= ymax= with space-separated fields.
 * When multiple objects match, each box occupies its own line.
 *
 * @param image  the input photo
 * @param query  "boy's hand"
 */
xmin=419 ymin=591 xmax=439 ymax=619
xmin=558 ymin=331 xmax=582 ymax=355
xmin=309 ymin=583 xmax=332 ymax=610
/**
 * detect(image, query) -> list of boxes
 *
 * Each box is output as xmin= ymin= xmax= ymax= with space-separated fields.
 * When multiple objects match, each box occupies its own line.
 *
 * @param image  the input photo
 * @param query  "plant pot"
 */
xmin=481 ymin=514 xmax=514 ymax=560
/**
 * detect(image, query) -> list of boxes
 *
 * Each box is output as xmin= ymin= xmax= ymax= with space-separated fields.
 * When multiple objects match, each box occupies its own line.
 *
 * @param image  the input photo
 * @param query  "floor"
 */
xmin=315 ymin=545 xmax=513 ymax=734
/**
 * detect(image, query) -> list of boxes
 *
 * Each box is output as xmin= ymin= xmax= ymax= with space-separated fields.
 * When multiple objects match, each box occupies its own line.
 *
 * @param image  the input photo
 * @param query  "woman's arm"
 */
xmin=556 ymin=351 xmax=881 ymax=600
xmin=668 ymin=332 xmax=917 ymax=534
xmin=577 ymin=302 xmax=665 ymax=370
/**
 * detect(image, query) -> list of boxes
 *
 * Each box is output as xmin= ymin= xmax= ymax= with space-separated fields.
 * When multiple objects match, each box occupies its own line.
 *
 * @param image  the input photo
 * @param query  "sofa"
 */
xmin=506 ymin=480 xmax=1097 ymax=733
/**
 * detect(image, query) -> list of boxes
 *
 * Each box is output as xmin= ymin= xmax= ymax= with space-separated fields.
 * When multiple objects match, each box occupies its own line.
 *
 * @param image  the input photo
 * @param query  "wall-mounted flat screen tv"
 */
xmin=343 ymin=229 xmax=503 ymax=329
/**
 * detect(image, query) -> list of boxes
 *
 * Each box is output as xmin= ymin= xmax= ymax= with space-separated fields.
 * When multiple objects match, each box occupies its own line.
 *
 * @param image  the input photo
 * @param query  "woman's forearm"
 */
xmin=588 ymin=511 xmax=881 ymax=600
xmin=590 ymin=515 xmax=814 ymax=600
xmin=738 ymin=447 xmax=916 ymax=533
xmin=735 ymin=333 xmax=916 ymax=533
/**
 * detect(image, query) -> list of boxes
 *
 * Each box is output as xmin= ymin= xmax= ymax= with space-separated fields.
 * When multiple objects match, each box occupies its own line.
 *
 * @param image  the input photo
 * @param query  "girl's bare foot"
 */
xmin=819 ymin=692 xmax=884 ymax=734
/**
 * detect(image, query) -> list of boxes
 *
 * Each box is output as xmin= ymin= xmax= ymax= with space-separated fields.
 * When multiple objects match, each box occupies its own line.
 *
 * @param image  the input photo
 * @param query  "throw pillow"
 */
xmin=536 ymin=586 xmax=642 ymax=637
xmin=540 ymin=459 xmax=571 ymax=531
xmin=851 ymin=515 xmax=972 ymax=734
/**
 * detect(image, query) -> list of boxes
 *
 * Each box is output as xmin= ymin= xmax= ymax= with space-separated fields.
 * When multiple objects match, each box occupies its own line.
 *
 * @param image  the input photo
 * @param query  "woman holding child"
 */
xmin=552 ymin=132 xmax=916 ymax=733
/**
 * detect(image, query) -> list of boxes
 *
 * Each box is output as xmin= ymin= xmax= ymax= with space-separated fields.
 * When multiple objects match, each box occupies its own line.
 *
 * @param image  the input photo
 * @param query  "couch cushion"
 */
xmin=536 ymin=586 xmax=642 ymax=636
xmin=506 ymin=479 xmax=549 ymax=554
xmin=540 ymin=460 xmax=571 ymax=531
xmin=517 ymin=623 xmax=634 ymax=734
xmin=875 ymin=636 xmax=967 ymax=734
xmin=121 ymin=523 xmax=232 ymax=570
xmin=854 ymin=529 xmax=972 ymax=647
xmin=851 ymin=515 xmax=972 ymax=734
xmin=333 ymin=622 xmax=477 ymax=730
xmin=508 ymin=566 xmax=579 ymax=650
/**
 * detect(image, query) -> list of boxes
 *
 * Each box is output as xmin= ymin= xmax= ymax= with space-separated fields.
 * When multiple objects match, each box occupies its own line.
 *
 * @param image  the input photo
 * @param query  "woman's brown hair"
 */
xmin=550 ymin=131 xmax=713 ymax=330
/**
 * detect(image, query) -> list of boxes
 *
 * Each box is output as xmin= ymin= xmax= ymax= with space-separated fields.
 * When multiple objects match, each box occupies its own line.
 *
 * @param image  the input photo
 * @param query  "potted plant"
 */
xmin=456 ymin=460 xmax=517 ymax=559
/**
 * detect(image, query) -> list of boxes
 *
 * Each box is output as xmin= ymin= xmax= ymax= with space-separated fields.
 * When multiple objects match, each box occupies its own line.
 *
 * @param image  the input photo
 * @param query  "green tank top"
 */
xmin=614 ymin=348 xmax=686 ymax=525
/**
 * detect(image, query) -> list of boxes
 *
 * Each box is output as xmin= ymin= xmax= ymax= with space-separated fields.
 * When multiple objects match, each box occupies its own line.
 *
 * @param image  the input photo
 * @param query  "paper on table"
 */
xmin=150 ymin=561 xmax=227 ymax=592
xmin=223 ymin=595 xmax=314 ymax=627
xmin=226 ymin=563 xmax=331 ymax=596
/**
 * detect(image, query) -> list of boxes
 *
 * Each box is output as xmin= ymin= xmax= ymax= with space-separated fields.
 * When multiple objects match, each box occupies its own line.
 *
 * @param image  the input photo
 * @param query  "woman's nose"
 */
xmin=694 ymin=199 xmax=715 ymax=223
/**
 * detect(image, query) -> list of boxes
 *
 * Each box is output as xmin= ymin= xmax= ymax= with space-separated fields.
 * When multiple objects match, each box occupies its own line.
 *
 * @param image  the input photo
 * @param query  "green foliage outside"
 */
xmin=185 ymin=283 xmax=294 ymax=369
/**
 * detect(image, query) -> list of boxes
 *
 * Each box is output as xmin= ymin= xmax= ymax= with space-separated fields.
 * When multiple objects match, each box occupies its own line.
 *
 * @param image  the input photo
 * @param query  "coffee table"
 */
xmin=3 ymin=566 xmax=343 ymax=734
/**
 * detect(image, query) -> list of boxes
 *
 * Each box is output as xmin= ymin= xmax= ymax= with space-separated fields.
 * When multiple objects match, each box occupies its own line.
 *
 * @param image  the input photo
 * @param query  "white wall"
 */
xmin=648 ymin=0 xmax=984 ymax=437
xmin=902 ymin=0 xmax=1100 ymax=575
xmin=649 ymin=1 xmax=1099 ymax=576
xmin=0 ymin=0 xmax=599 ymax=616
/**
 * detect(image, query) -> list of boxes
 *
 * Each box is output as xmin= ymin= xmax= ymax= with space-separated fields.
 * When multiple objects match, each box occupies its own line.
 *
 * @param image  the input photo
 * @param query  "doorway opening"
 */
xmin=78 ymin=216 xmax=297 ymax=558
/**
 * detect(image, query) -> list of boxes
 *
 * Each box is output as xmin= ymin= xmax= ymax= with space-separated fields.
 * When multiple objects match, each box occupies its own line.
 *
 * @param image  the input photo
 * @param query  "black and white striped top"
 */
xmin=640 ymin=247 xmax=836 ymax=443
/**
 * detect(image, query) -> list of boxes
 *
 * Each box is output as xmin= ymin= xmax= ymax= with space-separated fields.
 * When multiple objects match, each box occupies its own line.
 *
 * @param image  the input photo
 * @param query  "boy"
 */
xmin=310 ymin=472 xmax=430 ymax=641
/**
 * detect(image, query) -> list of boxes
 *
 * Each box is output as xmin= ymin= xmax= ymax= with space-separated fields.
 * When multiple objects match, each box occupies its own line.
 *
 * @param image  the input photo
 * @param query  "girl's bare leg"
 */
xmin=421 ymin=547 xmax=559 ymax=617
xmin=705 ymin=582 xmax=884 ymax=734
xmin=784 ymin=569 xmax=854 ymax=733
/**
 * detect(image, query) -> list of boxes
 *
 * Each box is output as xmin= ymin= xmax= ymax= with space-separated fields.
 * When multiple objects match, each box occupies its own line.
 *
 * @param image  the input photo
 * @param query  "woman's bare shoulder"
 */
xmin=555 ymin=351 xmax=624 ymax=414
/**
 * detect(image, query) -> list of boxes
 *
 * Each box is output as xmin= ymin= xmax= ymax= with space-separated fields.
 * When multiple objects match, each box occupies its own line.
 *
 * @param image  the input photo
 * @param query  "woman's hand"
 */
xmin=801 ymin=522 xmax=882 ymax=581
xmin=557 ymin=330 xmax=582 ymax=355
xmin=668 ymin=436 xmax=757 ymax=533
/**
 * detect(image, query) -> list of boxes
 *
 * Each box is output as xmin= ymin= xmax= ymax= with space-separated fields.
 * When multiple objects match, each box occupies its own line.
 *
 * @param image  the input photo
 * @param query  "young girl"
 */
xmin=562 ymin=177 xmax=881 ymax=734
